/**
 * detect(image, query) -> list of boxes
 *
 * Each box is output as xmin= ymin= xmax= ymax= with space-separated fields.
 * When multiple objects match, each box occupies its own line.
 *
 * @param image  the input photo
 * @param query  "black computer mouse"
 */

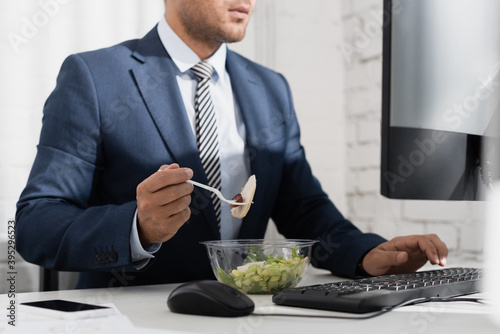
xmin=167 ymin=280 xmax=255 ymax=317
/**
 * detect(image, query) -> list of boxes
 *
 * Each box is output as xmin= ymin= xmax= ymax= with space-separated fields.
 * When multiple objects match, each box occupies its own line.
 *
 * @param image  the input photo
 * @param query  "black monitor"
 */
xmin=380 ymin=0 xmax=500 ymax=200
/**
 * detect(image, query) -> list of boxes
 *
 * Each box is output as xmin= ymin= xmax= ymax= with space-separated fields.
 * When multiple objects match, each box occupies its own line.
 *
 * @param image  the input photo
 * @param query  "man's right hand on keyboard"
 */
xmin=361 ymin=234 xmax=448 ymax=276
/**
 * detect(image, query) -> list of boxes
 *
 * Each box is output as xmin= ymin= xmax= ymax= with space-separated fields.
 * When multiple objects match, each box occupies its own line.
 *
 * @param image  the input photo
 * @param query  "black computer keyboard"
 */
xmin=272 ymin=267 xmax=482 ymax=314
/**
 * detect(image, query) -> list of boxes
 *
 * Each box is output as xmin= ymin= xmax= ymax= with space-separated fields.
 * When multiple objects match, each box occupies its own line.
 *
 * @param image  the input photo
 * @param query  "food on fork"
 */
xmin=230 ymin=175 xmax=256 ymax=219
xmin=231 ymin=193 xmax=244 ymax=206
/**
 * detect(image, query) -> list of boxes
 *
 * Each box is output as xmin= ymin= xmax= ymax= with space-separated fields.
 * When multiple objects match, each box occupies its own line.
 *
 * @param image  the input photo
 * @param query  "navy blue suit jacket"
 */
xmin=16 ymin=27 xmax=385 ymax=288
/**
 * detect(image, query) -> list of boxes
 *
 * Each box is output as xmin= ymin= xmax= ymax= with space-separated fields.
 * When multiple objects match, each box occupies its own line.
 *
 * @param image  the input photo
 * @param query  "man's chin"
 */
xmin=221 ymin=29 xmax=247 ymax=44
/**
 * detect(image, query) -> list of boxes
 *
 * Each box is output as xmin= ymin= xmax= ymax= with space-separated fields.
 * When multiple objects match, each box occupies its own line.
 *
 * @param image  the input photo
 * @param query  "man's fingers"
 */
xmin=363 ymin=248 xmax=409 ymax=276
xmin=163 ymin=194 xmax=192 ymax=217
xmin=139 ymin=165 xmax=193 ymax=193
xmin=139 ymin=206 xmax=191 ymax=244
xmin=387 ymin=234 xmax=448 ymax=266
xmin=146 ymin=182 xmax=193 ymax=207
xmin=159 ymin=163 xmax=180 ymax=171
xmin=396 ymin=251 xmax=408 ymax=264
xmin=154 ymin=204 xmax=191 ymax=242
xmin=415 ymin=236 xmax=440 ymax=265
xmin=137 ymin=183 xmax=193 ymax=218
xmin=405 ymin=234 xmax=447 ymax=266
xmin=425 ymin=234 xmax=448 ymax=266
xmin=154 ymin=167 xmax=193 ymax=191
xmin=378 ymin=250 xmax=408 ymax=267
xmin=137 ymin=194 xmax=192 ymax=245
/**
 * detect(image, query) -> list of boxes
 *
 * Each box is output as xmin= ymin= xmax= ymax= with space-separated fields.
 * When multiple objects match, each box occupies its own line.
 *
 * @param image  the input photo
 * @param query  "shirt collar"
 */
xmin=157 ymin=16 xmax=227 ymax=81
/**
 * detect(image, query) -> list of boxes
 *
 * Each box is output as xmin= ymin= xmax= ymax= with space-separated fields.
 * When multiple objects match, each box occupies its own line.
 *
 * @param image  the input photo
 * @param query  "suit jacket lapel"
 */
xmin=130 ymin=28 xmax=220 ymax=237
xmin=226 ymin=51 xmax=277 ymax=238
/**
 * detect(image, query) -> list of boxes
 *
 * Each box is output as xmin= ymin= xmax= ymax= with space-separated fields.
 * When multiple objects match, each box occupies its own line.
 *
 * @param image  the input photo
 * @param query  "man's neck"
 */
xmin=165 ymin=13 xmax=221 ymax=60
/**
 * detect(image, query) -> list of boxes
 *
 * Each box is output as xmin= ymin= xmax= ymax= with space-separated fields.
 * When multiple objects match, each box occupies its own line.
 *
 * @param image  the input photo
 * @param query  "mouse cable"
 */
xmin=251 ymin=296 xmax=484 ymax=320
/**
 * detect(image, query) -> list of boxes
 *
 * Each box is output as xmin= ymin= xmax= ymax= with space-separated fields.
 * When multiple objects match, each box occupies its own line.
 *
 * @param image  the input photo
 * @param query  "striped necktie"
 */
xmin=191 ymin=61 xmax=221 ymax=225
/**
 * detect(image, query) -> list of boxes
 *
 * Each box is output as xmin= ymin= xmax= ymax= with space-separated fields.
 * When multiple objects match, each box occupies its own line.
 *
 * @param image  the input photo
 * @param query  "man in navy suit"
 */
xmin=16 ymin=0 xmax=447 ymax=289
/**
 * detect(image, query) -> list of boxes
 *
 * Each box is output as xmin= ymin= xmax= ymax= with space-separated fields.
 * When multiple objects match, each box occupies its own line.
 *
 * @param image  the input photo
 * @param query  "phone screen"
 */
xmin=21 ymin=299 xmax=111 ymax=313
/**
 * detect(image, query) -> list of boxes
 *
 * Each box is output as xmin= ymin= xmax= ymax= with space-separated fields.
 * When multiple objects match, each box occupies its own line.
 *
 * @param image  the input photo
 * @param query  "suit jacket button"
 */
xmin=109 ymin=251 xmax=117 ymax=262
xmin=94 ymin=254 xmax=102 ymax=264
xmin=101 ymin=253 xmax=110 ymax=263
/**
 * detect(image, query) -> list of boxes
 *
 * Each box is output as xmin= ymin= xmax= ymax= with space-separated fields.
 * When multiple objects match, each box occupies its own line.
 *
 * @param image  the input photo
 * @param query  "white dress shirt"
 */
xmin=130 ymin=17 xmax=250 ymax=265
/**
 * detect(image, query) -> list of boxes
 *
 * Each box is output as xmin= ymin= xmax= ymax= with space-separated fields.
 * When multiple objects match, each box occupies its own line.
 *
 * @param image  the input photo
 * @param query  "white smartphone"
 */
xmin=20 ymin=299 xmax=115 ymax=320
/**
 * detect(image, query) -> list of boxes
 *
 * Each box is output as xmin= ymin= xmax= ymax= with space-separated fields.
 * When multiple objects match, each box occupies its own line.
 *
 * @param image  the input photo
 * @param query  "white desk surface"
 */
xmin=2 ymin=267 xmax=498 ymax=334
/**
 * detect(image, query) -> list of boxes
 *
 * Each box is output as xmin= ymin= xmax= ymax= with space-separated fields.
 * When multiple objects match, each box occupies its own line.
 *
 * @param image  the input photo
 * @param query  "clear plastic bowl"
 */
xmin=200 ymin=239 xmax=318 ymax=294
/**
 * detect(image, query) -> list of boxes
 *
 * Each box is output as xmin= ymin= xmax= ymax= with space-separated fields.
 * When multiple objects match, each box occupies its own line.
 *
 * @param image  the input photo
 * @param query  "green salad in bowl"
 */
xmin=201 ymin=239 xmax=317 ymax=294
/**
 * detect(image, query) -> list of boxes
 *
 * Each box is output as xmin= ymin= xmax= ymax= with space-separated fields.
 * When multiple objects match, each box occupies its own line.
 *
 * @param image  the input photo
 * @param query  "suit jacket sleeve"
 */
xmin=15 ymin=54 xmax=138 ymax=272
xmin=270 ymin=74 xmax=386 ymax=278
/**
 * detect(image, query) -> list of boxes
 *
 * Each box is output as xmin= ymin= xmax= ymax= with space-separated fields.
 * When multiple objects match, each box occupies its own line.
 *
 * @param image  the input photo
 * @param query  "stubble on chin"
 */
xmin=191 ymin=23 xmax=247 ymax=45
xmin=183 ymin=8 xmax=248 ymax=44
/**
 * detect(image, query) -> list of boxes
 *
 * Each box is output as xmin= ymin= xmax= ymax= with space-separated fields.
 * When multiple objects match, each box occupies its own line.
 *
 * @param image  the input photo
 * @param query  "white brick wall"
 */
xmin=348 ymin=143 xmax=380 ymax=169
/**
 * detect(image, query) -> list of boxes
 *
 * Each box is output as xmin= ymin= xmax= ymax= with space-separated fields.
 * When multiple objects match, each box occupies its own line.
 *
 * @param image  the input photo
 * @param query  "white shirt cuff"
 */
xmin=130 ymin=209 xmax=161 ymax=266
